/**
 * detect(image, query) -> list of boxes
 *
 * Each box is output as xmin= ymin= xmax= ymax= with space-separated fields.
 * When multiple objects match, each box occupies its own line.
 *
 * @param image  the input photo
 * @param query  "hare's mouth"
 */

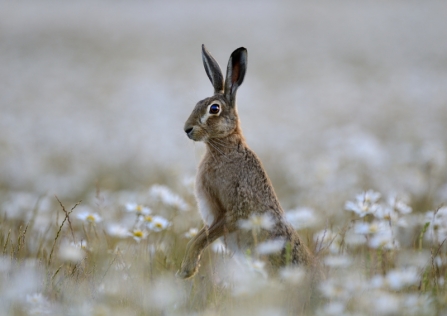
xmin=184 ymin=126 xmax=206 ymax=142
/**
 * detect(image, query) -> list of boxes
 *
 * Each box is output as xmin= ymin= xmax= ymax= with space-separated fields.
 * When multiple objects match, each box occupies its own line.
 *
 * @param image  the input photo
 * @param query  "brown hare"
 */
xmin=178 ymin=45 xmax=316 ymax=279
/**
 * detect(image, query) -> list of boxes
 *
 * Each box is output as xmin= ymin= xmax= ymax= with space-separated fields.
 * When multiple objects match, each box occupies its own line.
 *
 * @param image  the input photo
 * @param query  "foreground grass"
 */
xmin=0 ymin=182 xmax=446 ymax=315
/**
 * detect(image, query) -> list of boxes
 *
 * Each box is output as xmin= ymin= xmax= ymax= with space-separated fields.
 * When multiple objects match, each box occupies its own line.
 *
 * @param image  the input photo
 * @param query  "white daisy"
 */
xmin=106 ymin=224 xmax=129 ymax=238
xmin=76 ymin=211 xmax=102 ymax=224
xmin=385 ymin=267 xmax=420 ymax=290
xmin=125 ymin=203 xmax=151 ymax=216
xmin=147 ymin=215 xmax=171 ymax=232
xmin=128 ymin=229 xmax=148 ymax=242
xmin=345 ymin=190 xmax=382 ymax=218
xmin=58 ymin=241 xmax=86 ymax=262
xmin=256 ymin=239 xmax=285 ymax=255
xmin=184 ymin=227 xmax=199 ymax=239
xmin=149 ymin=184 xmax=189 ymax=211
xmin=238 ymin=213 xmax=275 ymax=232
xmin=285 ymin=207 xmax=318 ymax=230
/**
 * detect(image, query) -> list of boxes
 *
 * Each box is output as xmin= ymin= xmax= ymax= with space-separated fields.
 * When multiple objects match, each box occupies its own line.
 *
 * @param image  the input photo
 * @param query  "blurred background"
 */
xmin=1 ymin=0 xmax=447 ymax=214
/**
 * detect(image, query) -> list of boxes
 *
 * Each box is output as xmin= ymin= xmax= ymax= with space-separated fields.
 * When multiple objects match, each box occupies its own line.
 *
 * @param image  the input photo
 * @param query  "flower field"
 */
xmin=1 ymin=1 xmax=447 ymax=315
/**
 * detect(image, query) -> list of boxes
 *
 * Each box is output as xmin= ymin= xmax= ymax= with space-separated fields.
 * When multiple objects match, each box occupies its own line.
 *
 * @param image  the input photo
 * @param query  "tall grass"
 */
xmin=0 ymin=184 xmax=445 ymax=315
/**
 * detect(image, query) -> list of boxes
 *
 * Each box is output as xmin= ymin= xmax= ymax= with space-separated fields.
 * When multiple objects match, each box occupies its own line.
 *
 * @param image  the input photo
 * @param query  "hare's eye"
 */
xmin=209 ymin=104 xmax=220 ymax=115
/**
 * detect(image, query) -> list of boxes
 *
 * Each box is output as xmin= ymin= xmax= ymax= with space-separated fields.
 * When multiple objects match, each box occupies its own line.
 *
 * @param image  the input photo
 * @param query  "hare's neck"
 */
xmin=205 ymin=131 xmax=246 ymax=156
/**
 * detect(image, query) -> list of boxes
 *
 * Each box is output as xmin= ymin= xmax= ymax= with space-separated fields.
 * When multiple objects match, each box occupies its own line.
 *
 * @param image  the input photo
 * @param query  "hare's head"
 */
xmin=184 ymin=45 xmax=247 ymax=142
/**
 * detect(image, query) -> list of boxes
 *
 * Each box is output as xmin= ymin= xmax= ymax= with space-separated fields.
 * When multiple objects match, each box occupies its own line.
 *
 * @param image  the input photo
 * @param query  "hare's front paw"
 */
xmin=176 ymin=257 xmax=200 ymax=279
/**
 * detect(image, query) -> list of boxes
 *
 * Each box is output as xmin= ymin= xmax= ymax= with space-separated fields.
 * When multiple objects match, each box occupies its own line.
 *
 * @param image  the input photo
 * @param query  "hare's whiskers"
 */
xmin=209 ymin=138 xmax=233 ymax=149
xmin=208 ymin=140 xmax=229 ymax=159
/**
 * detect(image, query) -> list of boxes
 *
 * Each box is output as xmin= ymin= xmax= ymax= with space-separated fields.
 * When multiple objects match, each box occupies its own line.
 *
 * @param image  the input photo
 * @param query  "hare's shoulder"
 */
xmin=199 ymin=144 xmax=268 ymax=184
xmin=199 ymin=145 xmax=281 ymax=214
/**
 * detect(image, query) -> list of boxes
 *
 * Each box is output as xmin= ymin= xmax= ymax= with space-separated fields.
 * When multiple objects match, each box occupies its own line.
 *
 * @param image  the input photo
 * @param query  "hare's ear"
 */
xmin=202 ymin=45 xmax=224 ymax=94
xmin=224 ymin=47 xmax=247 ymax=106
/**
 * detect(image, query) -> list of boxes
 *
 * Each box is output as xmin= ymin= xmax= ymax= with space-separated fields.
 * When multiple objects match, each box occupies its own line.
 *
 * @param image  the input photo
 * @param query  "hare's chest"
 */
xmin=195 ymin=169 xmax=220 ymax=226
xmin=195 ymin=179 xmax=214 ymax=226
xmin=195 ymin=160 xmax=233 ymax=226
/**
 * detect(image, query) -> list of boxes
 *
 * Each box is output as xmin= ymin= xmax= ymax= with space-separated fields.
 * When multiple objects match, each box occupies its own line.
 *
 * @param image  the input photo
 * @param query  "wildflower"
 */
xmin=319 ymin=278 xmax=352 ymax=301
xmin=372 ymin=292 xmax=401 ymax=315
xmin=385 ymin=267 xmax=419 ymax=290
xmin=369 ymin=275 xmax=385 ymax=289
xmin=184 ymin=227 xmax=199 ymax=239
xmin=125 ymin=203 xmax=151 ymax=216
xmin=256 ymin=239 xmax=285 ymax=255
xmin=143 ymin=214 xmax=153 ymax=223
xmin=71 ymin=240 xmax=89 ymax=251
xmin=149 ymin=184 xmax=189 ymax=211
xmin=58 ymin=241 xmax=86 ymax=262
xmin=239 ymin=213 xmax=275 ymax=232
xmin=434 ymin=255 xmax=443 ymax=268
xmin=354 ymin=221 xmax=383 ymax=234
xmin=368 ymin=228 xmax=399 ymax=250
xmin=403 ymin=294 xmax=434 ymax=315
xmin=0 ymin=257 xmax=12 ymax=273
xmin=352 ymin=218 xmax=398 ymax=250
xmin=148 ymin=276 xmax=185 ymax=310
xmin=147 ymin=215 xmax=171 ymax=232
xmin=343 ymin=231 xmax=367 ymax=246
xmin=362 ymin=190 xmax=381 ymax=203
xmin=76 ymin=211 xmax=102 ymax=224
xmin=128 ymin=229 xmax=148 ymax=242
xmin=106 ymin=224 xmax=129 ymax=238
xmin=26 ymin=293 xmax=46 ymax=305
xmin=387 ymin=195 xmax=412 ymax=215
xmin=211 ymin=239 xmax=229 ymax=254
xmin=285 ymin=207 xmax=318 ymax=230
xmin=279 ymin=266 xmax=305 ymax=284
xmin=345 ymin=190 xmax=381 ymax=217
xmin=245 ymin=259 xmax=267 ymax=278
xmin=217 ymin=257 xmax=267 ymax=296
xmin=374 ymin=206 xmax=399 ymax=222
xmin=26 ymin=293 xmax=52 ymax=315
xmin=425 ymin=207 xmax=447 ymax=243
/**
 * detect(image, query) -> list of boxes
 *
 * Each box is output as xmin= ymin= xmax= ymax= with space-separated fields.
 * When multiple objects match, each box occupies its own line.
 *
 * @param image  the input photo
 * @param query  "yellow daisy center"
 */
xmin=86 ymin=215 xmax=96 ymax=222
xmin=133 ymin=230 xmax=143 ymax=238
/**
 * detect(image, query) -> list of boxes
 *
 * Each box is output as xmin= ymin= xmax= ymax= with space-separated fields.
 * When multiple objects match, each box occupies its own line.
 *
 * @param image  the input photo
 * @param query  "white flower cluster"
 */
xmin=73 ymin=195 xmax=173 ymax=245
xmin=344 ymin=190 xmax=413 ymax=250
xmin=345 ymin=190 xmax=382 ymax=218
xmin=238 ymin=213 xmax=275 ymax=233
xmin=149 ymin=184 xmax=189 ymax=211
xmin=120 ymin=203 xmax=171 ymax=242
xmin=424 ymin=206 xmax=447 ymax=244
xmin=285 ymin=207 xmax=318 ymax=230
xmin=317 ymin=267 xmax=431 ymax=315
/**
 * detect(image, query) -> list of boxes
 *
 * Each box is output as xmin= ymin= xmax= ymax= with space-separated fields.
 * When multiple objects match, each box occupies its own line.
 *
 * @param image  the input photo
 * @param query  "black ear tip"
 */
xmin=231 ymin=47 xmax=247 ymax=58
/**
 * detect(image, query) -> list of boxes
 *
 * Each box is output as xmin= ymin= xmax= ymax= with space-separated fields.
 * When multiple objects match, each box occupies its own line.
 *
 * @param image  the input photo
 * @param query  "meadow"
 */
xmin=1 ymin=1 xmax=447 ymax=315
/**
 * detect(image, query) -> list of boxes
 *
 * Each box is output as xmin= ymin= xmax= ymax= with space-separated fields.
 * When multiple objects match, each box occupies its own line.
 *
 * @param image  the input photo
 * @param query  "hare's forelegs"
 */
xmin=177 ymin=216 xmax=227 ymax=279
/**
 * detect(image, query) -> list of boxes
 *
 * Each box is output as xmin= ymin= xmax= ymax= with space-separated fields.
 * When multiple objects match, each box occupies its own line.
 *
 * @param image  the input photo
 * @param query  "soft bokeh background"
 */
xmin=1 ymin=0 xmax=447 ymax=213
xmin=1 ymin=2 xmax=447 ymax=315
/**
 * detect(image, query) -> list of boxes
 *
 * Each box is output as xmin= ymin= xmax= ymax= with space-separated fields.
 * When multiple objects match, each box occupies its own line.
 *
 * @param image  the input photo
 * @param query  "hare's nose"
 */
xmin=184 ymin=126 xmax=193 ymax=136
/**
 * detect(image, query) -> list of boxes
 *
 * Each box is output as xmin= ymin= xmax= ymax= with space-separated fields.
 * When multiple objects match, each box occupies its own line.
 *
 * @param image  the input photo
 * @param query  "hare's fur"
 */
xmin=178 ymin=45 xmax=316 ymax=279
